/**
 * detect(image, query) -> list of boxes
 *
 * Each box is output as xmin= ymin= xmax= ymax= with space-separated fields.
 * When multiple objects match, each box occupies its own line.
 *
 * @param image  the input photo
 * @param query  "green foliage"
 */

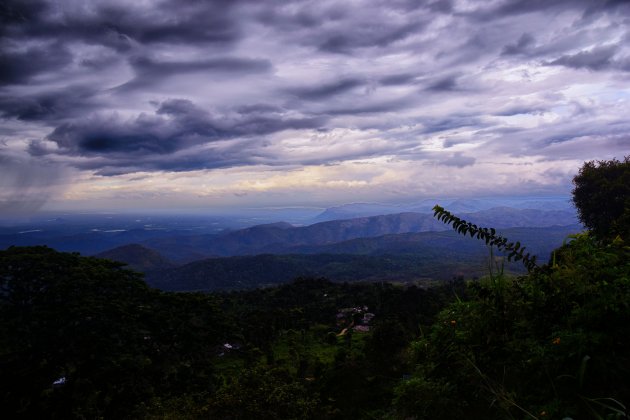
xmin=398 ymin=166 xmax=630 ymax=418
xmin=393 ymin=376 xmax=460 ymax=420
xmin=395 ymin=233 xmax=630 ymax=419
xmin=572 ymin=155 xmax=630 ymax=240
xmin=0 ymin=248 xmax=461 ymax=419
xmin=207 ymin=366 xmax=319 ymax=419
xmin=0 ymin=246 xmax=230 ymax=419
xmin=433 ymin=205 xmax=538 ymax=271
xmin=150 ymin=252 xmax=491 ymax=291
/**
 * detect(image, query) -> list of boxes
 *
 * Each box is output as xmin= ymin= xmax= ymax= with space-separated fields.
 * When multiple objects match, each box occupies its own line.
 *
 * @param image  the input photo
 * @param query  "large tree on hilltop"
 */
xmin=572 ymin=155 xmax=630 ymax=240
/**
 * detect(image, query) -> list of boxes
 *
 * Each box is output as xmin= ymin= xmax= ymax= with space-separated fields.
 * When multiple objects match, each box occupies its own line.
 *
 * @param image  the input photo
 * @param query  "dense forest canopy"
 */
xmin=1 ymin=157 xmax=629 ymax=419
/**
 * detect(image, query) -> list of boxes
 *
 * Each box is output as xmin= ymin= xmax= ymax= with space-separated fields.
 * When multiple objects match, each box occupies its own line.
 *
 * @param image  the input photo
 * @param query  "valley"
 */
xmin=1 ymin=205 xmax=580 ymax=292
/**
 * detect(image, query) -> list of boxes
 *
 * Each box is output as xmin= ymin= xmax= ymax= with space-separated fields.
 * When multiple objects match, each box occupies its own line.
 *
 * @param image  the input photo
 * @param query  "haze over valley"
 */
xmin=1 ymin=197 xmax=580 ymax=290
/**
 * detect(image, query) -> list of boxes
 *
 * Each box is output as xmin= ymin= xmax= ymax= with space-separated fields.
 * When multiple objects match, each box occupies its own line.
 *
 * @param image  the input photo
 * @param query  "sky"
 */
xmin=1 ymin=0 xmax=629 ymax=215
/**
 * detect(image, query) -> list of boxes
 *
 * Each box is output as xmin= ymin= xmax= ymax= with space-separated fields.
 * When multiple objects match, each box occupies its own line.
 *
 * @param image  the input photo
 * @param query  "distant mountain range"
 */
xmin=273 ymin=224 xmax=580 ymax=256
xmin=143 ymin=208 xmax=578 ymax=261
xmin=100 ymin=224 xmax=581 ymax=291
xmin=2 ymin=206 xmax=582 ymax=292
xmin=0 ymin=205 xmax=577 ymax=259
xmin=312 ymin=198 xmax=574 ymax=222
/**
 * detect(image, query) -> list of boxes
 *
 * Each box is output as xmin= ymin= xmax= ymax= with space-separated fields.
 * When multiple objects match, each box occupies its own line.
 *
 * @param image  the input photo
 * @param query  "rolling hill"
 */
xmin=144 ymin=208 xmax=578 ymax=261
xmin=96 ymin=244 xmax=175 ymax=272
xmin=141 ymin=224 xmax=581 ymax=291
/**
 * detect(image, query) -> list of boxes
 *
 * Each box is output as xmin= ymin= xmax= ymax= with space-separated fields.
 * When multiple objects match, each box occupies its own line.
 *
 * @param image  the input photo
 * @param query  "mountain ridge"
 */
xmin=140 ymin=224 xmax=581 ymax=292
xmin=96 ymin=243 xmax=175 ymax=271
xmin=144 ymin=207 xmax=578 ymax=261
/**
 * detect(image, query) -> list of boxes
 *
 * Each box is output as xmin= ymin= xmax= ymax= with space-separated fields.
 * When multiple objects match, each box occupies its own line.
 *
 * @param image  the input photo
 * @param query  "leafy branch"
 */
xmin=432 ymin=205 xmax=538 ymax=271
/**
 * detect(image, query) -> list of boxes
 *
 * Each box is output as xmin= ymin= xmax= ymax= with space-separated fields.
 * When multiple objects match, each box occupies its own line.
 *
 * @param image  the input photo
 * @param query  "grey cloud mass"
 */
xmin=0 ymin=85 xmax=100 ymax=121
xmin=119 ymin=56 xmax=273 ymax=91
xmin=440 ymin=152 xmax=476 ymax=168
xmin=501 ymin=33 xmax=535 ymax=56
xmin=286 ymin=78 xmax=366 ymax=101
xmin=41 ymin=98 xmax=325 ymax=154
xmin=0 ymin=44 xmax=73 ymax=85
xmin=1 ymin=0 xmax=630 ymax=211
xmin=546 ymin=46 xmax=619 ymax=71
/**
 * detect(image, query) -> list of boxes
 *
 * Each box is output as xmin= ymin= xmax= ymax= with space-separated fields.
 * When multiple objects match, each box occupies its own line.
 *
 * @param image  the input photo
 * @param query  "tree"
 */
xmin=572 ymin=156 xmax=630 ymax=240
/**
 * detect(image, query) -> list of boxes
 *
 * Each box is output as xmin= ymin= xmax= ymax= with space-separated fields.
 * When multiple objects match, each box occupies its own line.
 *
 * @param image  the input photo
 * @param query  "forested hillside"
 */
xmin=144 ymin=225 xmax=580 ymax=292
xmin=143 ymin=208 xmax=576 ymax=261
xmin=1 ymin=157 xmax=629 ymax=419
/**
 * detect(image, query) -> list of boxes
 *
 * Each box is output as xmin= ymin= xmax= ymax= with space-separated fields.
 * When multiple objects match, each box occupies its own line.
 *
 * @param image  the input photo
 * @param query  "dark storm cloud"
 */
xmin=0 ymin=0 xmax=49 ymax=29
xmin=70 ymin=139 xmax=262 ymax=176
xmin=421 ymin=116 xmax=485 ymax=134
xmin=118 ymin=55 xmax=272 ymax=90
xmin=501 ymin=33 xmax=535 ymax=56
xmin=41 ymin=102 xmax=211 ymax=156
xmin=379 ymin=73 xmax=419 ymax=86
xmin=483 ymin=0 xmax=595 ymax=18
xmin=156 ymin=99 xmax=326 ymax=137
xmin=0 ymin=85 xmax=99 ymax=121
xmin=425 ymin=75 xmax=461 ymax=92
xmin=256 ymin=2 xmax=426 ymax=54
xmin=474 ymin=0 xmax=630 ymax=22
xmin=0 ymin=44 xmax=73 ymax=85
xmin=108 ymin=3 xmax=239 ymax=46
xmin=545 ymin=46 xmax=618 ymax=71
xmin=33 ymin=99 xmax=327 ymax=172
xmin=130 ymin=55 xmax=272 ymax=76
xmin=325 ymin=98 xmax=415 ymax=116
xmin=46 ymin=120 xmax=180 ymax=155
xmin=1 ymin=0 xmax=243 ymax=48
xmin=318 ymin=22 xmax=419 ymax=54
xmin=427 ymin=0 xmax=453 ymax=13
xmin=492 ymin=0 xmax=578 ymax=16
xmin=286 ymin=78 xmax=366 ymax=101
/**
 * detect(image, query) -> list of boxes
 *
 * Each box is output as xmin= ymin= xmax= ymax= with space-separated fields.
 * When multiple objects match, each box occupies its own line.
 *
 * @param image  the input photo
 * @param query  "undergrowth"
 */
xmin=393 ymin=210 xmax=630 ymax=419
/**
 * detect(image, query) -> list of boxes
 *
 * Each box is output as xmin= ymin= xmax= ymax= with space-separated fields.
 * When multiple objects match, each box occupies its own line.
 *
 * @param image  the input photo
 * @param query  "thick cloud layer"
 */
xmin=1 ymin=0 xmax=629 ymax=210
